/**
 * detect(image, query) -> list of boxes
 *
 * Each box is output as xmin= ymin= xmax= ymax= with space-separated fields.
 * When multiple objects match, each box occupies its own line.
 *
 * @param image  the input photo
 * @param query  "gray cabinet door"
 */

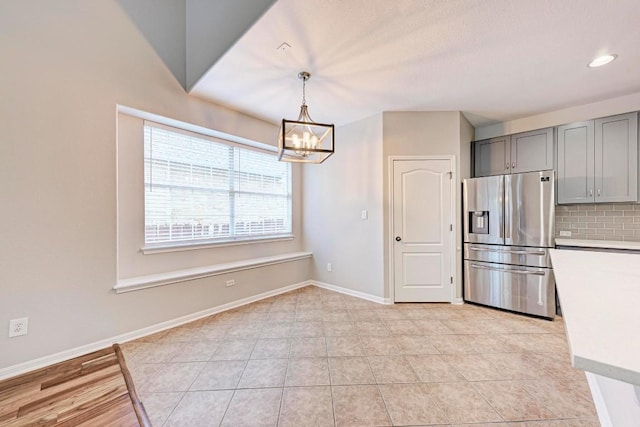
xmin=510 ymin=128 xmax=554 ymax=173
xmin=474 ymin=136 xmax=510 ymax=177
xmin=594 ymin=112 xmax=638 ymax=203
xmin=557 ymin=121 xmax=595 ymax=204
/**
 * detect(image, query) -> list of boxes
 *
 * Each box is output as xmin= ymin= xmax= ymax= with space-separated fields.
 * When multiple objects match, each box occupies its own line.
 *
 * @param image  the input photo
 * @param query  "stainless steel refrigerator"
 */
xmin=462 ymin=170 xmax=556 ymax=319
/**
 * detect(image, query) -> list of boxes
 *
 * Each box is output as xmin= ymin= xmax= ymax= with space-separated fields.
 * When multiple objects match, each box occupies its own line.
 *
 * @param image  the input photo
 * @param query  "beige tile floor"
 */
xmin=121 ymin=285 xmax=599 ymax=426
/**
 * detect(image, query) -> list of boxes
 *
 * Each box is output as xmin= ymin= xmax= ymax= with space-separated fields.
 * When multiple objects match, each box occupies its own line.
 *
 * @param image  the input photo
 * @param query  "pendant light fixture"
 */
xmin=278 ymin=71 xmax=334 ymax=163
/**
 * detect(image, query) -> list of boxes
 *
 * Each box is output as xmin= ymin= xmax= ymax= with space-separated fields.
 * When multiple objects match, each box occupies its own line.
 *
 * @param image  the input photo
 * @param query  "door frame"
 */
xmin=388 ymin=155 xmax=457 ymax=304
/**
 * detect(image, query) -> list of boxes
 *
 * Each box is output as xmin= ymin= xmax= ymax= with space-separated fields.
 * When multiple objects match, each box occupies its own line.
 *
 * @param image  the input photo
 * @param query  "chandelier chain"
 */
xmin=301 ymin=77 xmax=306 ymax=106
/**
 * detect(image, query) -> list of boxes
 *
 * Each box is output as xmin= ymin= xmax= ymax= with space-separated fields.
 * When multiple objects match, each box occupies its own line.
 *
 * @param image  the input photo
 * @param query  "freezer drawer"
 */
xmin=463 ymin=260 xmax=556 ymax=318
xmin=464 ymin=243 xmax=552 ymax=268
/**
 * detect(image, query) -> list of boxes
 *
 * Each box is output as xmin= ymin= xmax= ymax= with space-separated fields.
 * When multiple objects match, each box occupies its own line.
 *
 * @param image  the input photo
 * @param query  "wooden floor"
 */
xmin=0 ymin=345 xmax=150 ymax=427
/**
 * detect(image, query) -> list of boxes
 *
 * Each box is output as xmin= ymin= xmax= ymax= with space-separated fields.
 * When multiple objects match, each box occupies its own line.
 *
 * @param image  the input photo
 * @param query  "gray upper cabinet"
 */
xmin=557 ymin=121 xmax=595 ymax=204
xmin=510 ymin=128 xmax=554 ymax=174
xmin=474 ymin=128 xmax=553 ymax=177
xmin=557 ymin=112 xmax=638 ymax=204
xmin=595 ymin=113 xmax=638 ymax=203
xmin=474 ymin=135 xmax=510 ymax=177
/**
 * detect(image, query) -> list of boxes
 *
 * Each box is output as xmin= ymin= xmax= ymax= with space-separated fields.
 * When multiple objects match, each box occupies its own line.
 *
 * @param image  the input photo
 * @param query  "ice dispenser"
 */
xmin=469 ymin=211 xmax=489 ymax=234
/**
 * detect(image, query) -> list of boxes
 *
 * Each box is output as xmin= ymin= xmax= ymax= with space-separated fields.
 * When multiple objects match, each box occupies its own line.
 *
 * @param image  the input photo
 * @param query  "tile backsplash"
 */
xmin=555 ymin=203 xmax=640 ymax=242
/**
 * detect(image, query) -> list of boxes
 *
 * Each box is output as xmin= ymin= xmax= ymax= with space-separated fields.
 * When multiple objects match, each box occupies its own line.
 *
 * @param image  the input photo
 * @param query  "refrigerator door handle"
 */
xmin=470 ymin=263 xmax=546 ymax=276
xmin=499 ymin=176 xmax=505 ymax=240
xmin=468 ymin=247 xmax=546 ymax=256
xmin=503 ymin=175 xmax=510 ymax=242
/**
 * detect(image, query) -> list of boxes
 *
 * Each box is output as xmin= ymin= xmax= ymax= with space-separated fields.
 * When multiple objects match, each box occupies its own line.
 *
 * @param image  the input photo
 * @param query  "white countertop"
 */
xmin=550 ymin=249 xmax=640 ymax=386
xmin=555 ymin=238 xmax=640 ymax=251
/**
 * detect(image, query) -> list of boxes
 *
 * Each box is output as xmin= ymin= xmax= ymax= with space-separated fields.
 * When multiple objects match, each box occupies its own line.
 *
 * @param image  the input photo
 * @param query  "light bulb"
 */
xmin=292 ymin=134 xmax=300 ymax=148
xmin=311 ymin=135 xmax=318 ymax=148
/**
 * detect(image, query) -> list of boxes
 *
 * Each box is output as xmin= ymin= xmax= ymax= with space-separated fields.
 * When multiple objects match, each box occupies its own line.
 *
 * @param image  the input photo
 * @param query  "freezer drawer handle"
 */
xmin=468 ymin=247 xmax=546 ymax=256
xmin=538 ymin=283 xmax=544 ymax=306
xmin=470 ymin=263 xmax=546 ymax=276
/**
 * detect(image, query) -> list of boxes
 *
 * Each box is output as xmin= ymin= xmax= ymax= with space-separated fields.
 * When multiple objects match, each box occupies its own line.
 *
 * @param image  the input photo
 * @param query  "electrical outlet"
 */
xmin=9 ymin=317 xmax=28 ymax=338
xmin=226 ymin=280 xmax=235 ymax=287
xmin=361 ymin=210 xmax=368 ymax=220
xmin=327 ymin=263 xmax=332 ymax=272
xmin=559 ymin=230 xmax=572 ymax=237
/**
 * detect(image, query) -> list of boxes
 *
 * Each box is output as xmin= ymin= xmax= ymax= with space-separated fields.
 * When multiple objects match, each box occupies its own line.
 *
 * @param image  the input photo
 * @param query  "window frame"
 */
xmin=141 ymin=121 xmax=293 ymax=253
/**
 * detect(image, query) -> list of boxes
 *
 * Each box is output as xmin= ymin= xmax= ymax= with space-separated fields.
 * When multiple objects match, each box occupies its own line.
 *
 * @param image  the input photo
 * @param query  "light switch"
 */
xmin=361 ymin=210 xmax=368 ymax=220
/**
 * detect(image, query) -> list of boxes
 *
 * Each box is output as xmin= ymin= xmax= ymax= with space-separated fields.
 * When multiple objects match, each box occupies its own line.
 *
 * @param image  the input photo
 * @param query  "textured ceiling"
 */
xmin=190 ymin=0 xmax=640 ymax=128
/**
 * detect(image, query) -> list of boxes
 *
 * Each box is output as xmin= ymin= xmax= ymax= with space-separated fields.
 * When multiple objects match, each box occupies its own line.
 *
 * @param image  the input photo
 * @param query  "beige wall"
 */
xmin=475 ymin=91 xmax=640 ymax=140
xmin=303 ymin=111 xmax=472 ymax=302
xmin=0 ymin=1 xmax=309 ymax=369
xmin=302 ymin=114 xmax=385 ymax=297
xmin=382 ymin=111 xmax=469 ymax=300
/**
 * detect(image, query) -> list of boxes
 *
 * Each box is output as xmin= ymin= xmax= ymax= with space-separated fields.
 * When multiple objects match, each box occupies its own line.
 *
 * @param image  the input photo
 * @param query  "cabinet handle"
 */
xmin=597 ymin=189 xmax=601 ymax=197
xmin=589 ymin=189 xmax=593 ymax=197
xmin=512 ymin=162 xmax=515 ymax=169
xmin=506 ymin=162 xmax=510 ymax=170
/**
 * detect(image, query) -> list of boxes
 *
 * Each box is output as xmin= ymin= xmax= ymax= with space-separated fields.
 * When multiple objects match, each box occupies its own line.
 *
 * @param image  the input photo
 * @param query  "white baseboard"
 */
xmin=0 ymin=280 xmax=312 ymax=381
xmin=311 ymin=281 xmax=391 ymax=305
xmin=452 ymin=297 xmax=464 ymax=305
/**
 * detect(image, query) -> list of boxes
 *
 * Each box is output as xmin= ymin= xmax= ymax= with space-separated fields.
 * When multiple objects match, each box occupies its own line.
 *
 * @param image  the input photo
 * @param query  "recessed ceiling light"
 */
xmin=588 ymin=54 xmax=617 ymax=68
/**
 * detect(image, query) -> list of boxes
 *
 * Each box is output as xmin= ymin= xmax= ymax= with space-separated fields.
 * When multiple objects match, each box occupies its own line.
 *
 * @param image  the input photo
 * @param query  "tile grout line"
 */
xmin=158 ymin=357 xmax=209 ymax=427
xmin=421 ymin=386 xmax=453 ymax=425
xmin=275 ymin=384 xmax=286 ymax=426
xmin=468 ymin=380 xmax=507 ymax=424
xmin=328 ymin=355 xmax=338 ymax=427
xmin=373 ymin=382 xmax=394 ymax=426
xmin=216 ymin=388 xmax=237 ymax=427
xmin=217 ymin=341 xmax=255 ymax=425
xmin=159 ymin=391 xmax=187 ymax=427
xmin=360 ymin=339 xmax=394 ymax=426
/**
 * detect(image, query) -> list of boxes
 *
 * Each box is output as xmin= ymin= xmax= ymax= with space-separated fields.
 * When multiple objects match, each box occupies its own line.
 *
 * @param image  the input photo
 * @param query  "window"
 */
xmin=143 ymin=123 xmax=292 ymax=247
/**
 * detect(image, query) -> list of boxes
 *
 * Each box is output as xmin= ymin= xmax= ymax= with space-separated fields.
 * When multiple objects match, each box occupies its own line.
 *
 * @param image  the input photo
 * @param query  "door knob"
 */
xmin=395 ymin=236 xmax=402 ymax=242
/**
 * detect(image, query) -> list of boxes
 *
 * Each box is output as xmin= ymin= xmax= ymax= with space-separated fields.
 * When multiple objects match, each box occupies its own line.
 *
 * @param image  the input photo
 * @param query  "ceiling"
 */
xmin=189 ymin=0 xmax=640 ymax=128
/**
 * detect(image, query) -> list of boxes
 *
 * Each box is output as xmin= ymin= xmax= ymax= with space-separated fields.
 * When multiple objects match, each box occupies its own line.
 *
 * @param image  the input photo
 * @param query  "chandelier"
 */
xmin=278 ymin=71 xmax=334 ymax=163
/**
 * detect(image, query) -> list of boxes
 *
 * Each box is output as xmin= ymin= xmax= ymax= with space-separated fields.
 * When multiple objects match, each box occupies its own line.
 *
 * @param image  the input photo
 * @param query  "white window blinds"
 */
xmin=144 ymin=123 xmax=292 ymax=245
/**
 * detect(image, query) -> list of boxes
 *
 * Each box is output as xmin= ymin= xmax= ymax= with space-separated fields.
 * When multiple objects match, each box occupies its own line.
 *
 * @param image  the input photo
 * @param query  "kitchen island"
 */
xmin=550 ymin=248 xmax=640 ymax=427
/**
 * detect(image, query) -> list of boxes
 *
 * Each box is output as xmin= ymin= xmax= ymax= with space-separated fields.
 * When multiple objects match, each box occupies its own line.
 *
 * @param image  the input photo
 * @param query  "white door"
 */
xmin=393 ymin=159 xmax=453 ymax=302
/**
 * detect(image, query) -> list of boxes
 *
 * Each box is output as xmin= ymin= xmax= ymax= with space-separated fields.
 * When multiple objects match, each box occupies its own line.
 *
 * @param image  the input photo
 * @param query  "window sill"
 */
xmin=113 ymin=251 xmax=312 ymax=294
xmin=141 ymin=235 xmax=294 ymax=254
